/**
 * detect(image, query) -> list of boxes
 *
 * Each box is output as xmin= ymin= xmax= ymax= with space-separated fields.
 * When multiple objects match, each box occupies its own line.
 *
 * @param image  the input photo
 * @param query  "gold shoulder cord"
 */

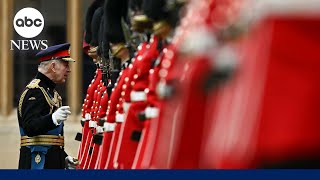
xmin=18 ymin=89 xmax=29 ymax=118
xmin=54 ymin=90 xmax=62 ymax=108
xmin=18 ymin=79 xmax=41 ymax=118
xmin=39 ymin=87 xmax=62 ymax=114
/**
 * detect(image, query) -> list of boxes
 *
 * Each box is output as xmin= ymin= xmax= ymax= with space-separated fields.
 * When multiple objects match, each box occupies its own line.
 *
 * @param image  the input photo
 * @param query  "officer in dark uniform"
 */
xmin=17 ymin=43 xmax=78 ymax=169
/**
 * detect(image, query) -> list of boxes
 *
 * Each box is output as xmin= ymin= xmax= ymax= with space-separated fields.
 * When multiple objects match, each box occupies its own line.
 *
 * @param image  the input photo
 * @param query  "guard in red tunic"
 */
xmin=131 ymin=0 xmax=186 ymax=169
xmin=200 ymin=0 xmax=320 ymax=169
xmin=77 ymin=0 xmax=105 ymax=168
xmin=95 ymin=0 xmax=134 ymax=169
xmin=142 ymin=0 xmax=242 ymax=168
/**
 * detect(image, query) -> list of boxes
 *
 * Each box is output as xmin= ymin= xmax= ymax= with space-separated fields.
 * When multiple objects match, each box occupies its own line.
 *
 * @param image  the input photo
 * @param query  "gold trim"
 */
xmin=35 ymin=154 xmax=41 ymax=164
xmin=153 ymin=20 xmax=170 ymax=33
xmin=18 ymin=89 xmax=29 ymax=118
xmin=20 ymin=135 xmax=64 ymax=147
xmin=19 ymin=81 xmax=62 ymax=118
xmin=133 ymin=15 xmax=150 ymax=23
xmin=38 ymin=87 xmax=62 ymax=114
xmin=21 ymin=138 xmax=64 ymax=144
xmin=26 ymin=79 xmax=40 ymax=89
xmin=111 ymin=43 xmax=126 ymax=57
xmin=21 ymin=135 xmax=63 ymax=140
xmin=21 ymin=142 xmax=64 ymax=147
xmin=131 ymin=15 xmax=153 ymax=32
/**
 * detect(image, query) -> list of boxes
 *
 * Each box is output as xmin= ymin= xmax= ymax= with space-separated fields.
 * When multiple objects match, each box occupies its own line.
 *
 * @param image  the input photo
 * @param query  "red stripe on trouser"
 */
xmin=95 ymin=132 xmax=113 ymax=169
xmin=105 ymin=123 xmax=122 ymax=169
xmin=113 ymin=102 xmax=146 ymax=169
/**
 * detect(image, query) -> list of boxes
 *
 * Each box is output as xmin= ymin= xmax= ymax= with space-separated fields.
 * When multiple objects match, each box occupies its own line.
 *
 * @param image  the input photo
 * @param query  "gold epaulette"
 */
xmin=19 ymin=78 xmax=62 ymax=118
xmin=18 ymin=79 xmax=41 ymax=118
xmin=26 ymin=79 xmax=41 ymax=89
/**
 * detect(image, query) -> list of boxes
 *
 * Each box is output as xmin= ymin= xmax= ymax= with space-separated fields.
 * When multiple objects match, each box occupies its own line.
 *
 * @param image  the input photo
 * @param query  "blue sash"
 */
xmin=19 ymin=123 xmax=63 ymax=169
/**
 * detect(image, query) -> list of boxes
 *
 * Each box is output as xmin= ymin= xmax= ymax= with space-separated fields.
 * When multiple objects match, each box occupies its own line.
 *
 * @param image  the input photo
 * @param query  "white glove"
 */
xmin=52 ymin=106 xmax=71 ymax=125
xmin=65 ymin=156 xmax=79 ymax=170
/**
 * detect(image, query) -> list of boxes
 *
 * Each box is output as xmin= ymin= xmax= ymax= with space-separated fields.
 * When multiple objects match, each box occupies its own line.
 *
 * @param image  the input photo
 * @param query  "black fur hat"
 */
xmin=97 ymin=16 xmax=103 ymax=57
xmin=129 ymin=0 xmax=143 ymax=13
xmin=143 ymin=0 xmax=185 ymax=28
xmin=142 ymin=0 xmax=168 ymax=22
xmin=104 ymin=0 xmax=128 ymax=44
xmin=90 ymin=7 xmax=104 ymax=47
xmin=84 ymin=0 xmax=105 ymax=44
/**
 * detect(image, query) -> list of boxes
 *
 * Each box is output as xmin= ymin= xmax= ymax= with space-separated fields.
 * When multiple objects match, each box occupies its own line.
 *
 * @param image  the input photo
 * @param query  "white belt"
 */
xmin=115 ymin=113 xmax=125 ymax=123
xmin=145 ymin=107 xmax=159 ymax=119
xmin=103 ymin=122 xmax=116 ymax=132
xmin=95 ymin=126 xmax=104 ymax=133
xmin=130 ymin=91 xmax=146 ymax=102
xmin=123 ymin=102 xmax=131 ymax=113
xmin=89 ymin=120 xmax=97 ymax=128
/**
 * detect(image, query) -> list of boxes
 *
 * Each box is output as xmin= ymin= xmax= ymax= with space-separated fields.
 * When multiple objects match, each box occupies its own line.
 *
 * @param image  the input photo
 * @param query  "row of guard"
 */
xmin=75 ymin=0 xmax=320 ymax=169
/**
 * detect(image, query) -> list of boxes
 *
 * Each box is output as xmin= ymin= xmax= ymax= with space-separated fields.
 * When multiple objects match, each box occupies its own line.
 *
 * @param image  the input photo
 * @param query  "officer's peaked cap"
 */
xmin=36 ymin=43 xmax=75 ymax=62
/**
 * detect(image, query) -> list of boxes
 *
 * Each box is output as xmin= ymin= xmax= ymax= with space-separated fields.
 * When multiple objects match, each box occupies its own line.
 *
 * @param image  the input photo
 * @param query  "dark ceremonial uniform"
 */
xmin=18 ymin=72 xmax=66 ymax=169
xmin=17 ymin=43 xmax=75 ymax=169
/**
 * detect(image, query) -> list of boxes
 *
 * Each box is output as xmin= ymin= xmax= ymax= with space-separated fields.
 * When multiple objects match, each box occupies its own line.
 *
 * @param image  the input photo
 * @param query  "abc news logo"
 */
xmin=10 ymin=7 xmax=48 ymax=50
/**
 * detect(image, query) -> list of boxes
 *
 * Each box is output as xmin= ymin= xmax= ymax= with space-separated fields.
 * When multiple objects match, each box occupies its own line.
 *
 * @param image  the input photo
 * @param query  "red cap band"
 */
xmin=39 ymin=50 xmax=70 ymax=62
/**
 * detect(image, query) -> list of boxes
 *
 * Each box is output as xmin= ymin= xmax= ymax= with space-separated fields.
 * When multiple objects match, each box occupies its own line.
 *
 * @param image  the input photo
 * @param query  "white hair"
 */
xmin=38 ymin=59 xmax=60 ymax=73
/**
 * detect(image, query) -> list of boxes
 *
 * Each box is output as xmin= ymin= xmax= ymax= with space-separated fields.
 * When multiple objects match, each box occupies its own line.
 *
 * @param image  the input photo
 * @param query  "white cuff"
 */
xmin=52 ymin=114 xmax=61 ymax=126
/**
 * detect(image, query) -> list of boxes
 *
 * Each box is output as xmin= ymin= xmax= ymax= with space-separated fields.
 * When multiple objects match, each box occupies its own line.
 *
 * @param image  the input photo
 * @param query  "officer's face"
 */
xmin=52 ymin=60 xmax=71 ymax=83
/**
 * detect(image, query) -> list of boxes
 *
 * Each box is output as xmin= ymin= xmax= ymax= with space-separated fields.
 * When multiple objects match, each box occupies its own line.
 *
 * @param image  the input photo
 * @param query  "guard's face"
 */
xmin=52 ymin=60 xmax=71 ymax=83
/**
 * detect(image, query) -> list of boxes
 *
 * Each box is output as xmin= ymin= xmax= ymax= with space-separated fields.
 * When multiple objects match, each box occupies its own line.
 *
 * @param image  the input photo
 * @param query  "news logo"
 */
xmin=11 ymin=7 xmax=48 ymax=50
xmin=13 ymin=7 xmax=44 ymax=38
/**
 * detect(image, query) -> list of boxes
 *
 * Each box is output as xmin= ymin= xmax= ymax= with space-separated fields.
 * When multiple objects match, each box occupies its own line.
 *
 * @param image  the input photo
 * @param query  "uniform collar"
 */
xmin=35 ymin=72 xmax=56 ymax=90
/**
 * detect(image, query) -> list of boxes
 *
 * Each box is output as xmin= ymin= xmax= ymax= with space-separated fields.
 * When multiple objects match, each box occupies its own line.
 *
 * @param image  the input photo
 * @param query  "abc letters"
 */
xmin=15 ymin=16 xmax=42 ymax=27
